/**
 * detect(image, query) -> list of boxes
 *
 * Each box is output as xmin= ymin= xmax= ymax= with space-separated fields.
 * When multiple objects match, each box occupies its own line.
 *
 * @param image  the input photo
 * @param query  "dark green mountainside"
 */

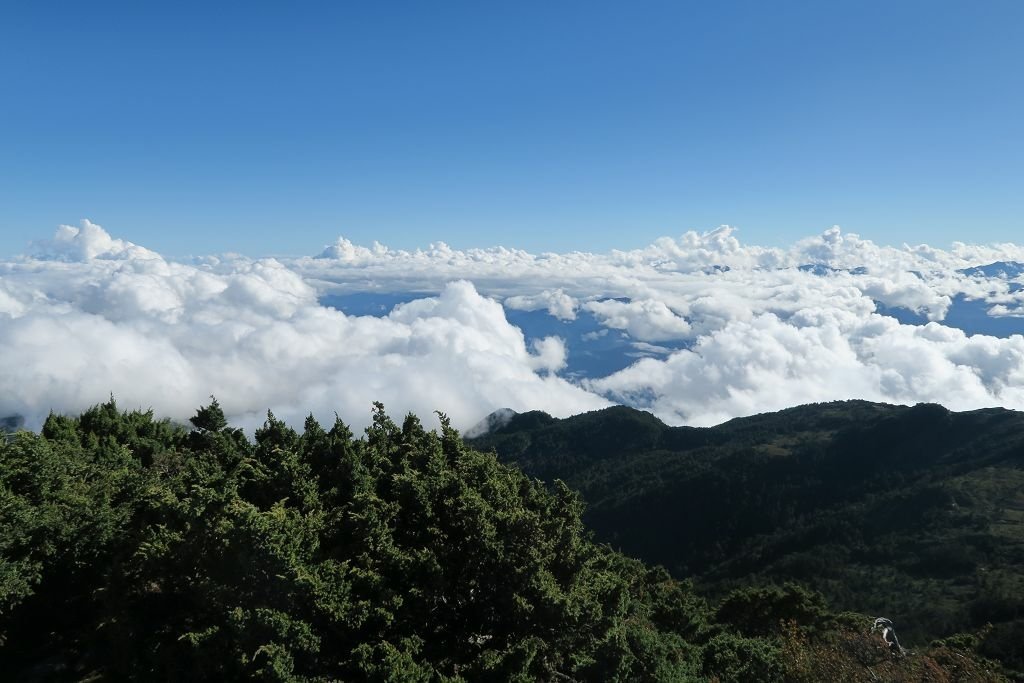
xmin=468 ymin=401 xmax=1024 ymax=673
xmin=1 ymin=399 xmax=1010 ymax=681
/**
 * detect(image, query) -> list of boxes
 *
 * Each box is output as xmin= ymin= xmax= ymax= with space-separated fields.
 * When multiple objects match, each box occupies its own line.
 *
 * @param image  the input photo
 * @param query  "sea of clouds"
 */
xmin=4 ymin=220 xmax=1024 ymax=433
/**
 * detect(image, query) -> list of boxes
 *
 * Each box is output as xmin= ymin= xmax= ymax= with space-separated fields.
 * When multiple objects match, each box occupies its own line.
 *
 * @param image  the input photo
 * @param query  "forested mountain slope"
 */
xmin=468 ymin=401 xmax=1024 ymax=673
xmin=1 ymin=399 xmax=1009 ymax=680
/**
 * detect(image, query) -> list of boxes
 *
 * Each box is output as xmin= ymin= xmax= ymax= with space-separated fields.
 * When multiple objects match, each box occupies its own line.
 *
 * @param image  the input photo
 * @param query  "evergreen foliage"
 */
xmin=0 ymin=399 xmax=1009 ymax=680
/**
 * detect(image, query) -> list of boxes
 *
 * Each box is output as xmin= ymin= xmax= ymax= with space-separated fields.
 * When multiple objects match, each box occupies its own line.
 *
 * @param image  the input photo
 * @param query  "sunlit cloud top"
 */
xmin=5 ymin=220 xmax=1024 ymax=432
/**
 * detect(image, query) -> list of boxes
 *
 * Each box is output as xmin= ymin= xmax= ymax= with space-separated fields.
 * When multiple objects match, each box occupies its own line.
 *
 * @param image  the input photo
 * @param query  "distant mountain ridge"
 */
xmin=958 ymin=261 xmax=1024 ymax=279
xmin=0 ymin=415 xmax=24 ymax=434
xmin=467 ymin=400 xmax=1024 ymax=671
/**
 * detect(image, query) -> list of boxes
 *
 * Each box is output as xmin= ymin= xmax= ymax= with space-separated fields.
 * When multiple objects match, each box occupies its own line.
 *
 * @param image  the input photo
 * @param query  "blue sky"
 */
xmin=2 ymin=1 xmax=1022 ymax=258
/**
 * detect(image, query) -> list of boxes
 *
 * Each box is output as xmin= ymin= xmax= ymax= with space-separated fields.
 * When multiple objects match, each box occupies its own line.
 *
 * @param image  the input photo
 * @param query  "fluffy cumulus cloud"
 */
xmin=582 ymin=299 xmax=691 ymax=342
xmin=0 ymin=222 xmax=607 ymax=432
xmin=586 ymin=312 xmax=1024 ymax=426
xmin=503 ymin=289 xmax=579 ymax=320
xmin=7 ymin=220 xmax=1024 ymax=431
xmin=33 ymin=219 xmax=160 ymax=262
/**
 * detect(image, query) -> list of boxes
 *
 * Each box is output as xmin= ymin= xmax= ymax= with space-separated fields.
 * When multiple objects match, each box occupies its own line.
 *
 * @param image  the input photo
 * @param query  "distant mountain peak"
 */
xmin=958 ymin=261 xmax=1024 ymax=279
xmin=797 ymin=263 xmax=869 ymax=276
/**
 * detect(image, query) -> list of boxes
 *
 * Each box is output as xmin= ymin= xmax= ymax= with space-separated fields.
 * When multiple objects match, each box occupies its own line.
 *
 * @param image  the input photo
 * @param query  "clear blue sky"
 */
xmin=2 ymin=1 xmax=1022 ymax=258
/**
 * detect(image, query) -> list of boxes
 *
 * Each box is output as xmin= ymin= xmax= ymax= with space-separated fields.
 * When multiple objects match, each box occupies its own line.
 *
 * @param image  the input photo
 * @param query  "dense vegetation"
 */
xmin=469 ymin=401 xmax=1024 ymax=678
xmin=0 ymin=399 xmax=1010 ymax=680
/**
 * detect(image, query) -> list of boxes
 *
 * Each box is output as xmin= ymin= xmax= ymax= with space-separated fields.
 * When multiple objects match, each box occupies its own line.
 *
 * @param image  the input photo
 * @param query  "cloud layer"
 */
xmin=1 ymin=222 xmax=606 ymax=432
xmin=5 ymin=220 xmax=1024 ymax=431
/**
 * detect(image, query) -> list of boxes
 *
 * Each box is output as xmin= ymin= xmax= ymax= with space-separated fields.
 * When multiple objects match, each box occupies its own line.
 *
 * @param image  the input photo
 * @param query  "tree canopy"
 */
xmin=0 ymin=399 xmax=1009 ymax=681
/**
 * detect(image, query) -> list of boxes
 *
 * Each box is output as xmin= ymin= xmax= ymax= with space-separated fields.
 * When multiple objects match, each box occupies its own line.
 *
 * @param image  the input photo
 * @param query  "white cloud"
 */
xmin=32 ymin=219 xmax=161 ymax=262
xmin=586 ymin=310 xmax=1024 ymax=426
xmin=503 ymin=288 xmax=579 ymax=320
xmin=582 ymin=299 xmax=691 ymax=342
xmin=7 ymin=221 xmax=1024 ymax=432
xmin=0 ymin=226 xmax=607 ymax=431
